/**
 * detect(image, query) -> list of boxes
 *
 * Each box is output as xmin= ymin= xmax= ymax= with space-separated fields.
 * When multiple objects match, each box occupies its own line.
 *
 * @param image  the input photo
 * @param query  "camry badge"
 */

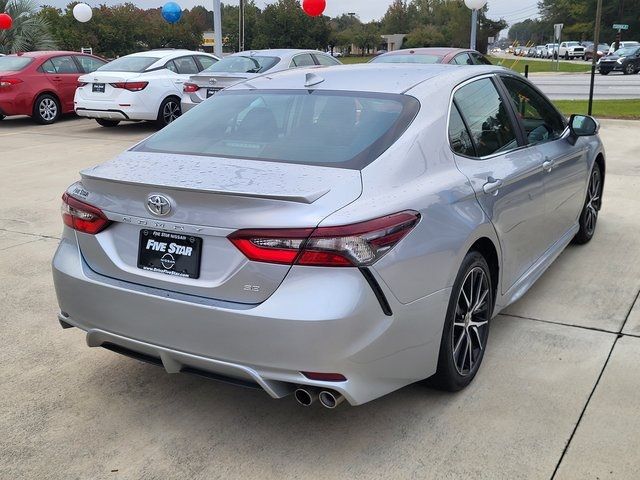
xmin=147 ymin=194 xmax=172 ymax=217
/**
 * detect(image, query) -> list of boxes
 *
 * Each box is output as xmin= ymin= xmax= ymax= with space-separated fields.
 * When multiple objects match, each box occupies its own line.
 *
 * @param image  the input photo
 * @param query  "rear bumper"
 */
xmin=180 ymin=93 xmax=203 ymax=114
xmin=52 ymin=233 xmax=450 ymax=405
xmin=74 ymin=98 xmax=157 ymax=121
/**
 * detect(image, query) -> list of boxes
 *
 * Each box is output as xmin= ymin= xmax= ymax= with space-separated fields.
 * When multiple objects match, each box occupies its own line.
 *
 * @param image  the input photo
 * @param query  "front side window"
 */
xmin=500 ymin=76 xmax=566 ymax=145
xmin=137 ymin=90 xmax=420 ymax=170
xmin=453 ymin=78 xmax=518 ymax=157
xmin=50 ymin=56 xmax=79 ymax=74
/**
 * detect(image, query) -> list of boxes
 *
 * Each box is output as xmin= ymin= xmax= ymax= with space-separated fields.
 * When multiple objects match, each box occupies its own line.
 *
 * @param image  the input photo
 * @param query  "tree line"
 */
xmin=3 ymin=0 xmax=507 ymax=57
xmin=509 ymin=0 xmax=640 ymax=44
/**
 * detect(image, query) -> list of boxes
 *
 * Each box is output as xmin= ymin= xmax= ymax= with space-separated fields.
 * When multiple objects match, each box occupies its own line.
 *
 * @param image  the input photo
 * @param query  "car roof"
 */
xmin=11 ymin=51 xmax=92 ymax=58
xmin=229 ymin=49 xmax=328 ymax=58
xmin=124 ymin=49 xmax=201 ymax=59
xmin=226 ymin=63 xmax=505 ymax=95
xmin=380 ymin=47 xmax=472 ymax=56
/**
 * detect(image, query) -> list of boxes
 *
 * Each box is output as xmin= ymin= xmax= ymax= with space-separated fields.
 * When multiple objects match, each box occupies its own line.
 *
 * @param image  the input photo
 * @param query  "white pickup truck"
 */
xmin=558 ymin=42 xmax=586 ymax=59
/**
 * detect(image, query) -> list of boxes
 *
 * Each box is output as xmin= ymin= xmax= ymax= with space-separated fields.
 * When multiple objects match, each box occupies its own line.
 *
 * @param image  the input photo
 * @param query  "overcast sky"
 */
xmin=43 ymin=0 xmax=541 ymax=35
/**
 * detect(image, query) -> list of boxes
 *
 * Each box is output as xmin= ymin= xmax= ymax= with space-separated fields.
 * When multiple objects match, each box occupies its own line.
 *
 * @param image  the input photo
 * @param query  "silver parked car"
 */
xmin=180 ymin=49 xmax=342 ymax=113
xmin=53 ymin=64 xmax=605 ymax=408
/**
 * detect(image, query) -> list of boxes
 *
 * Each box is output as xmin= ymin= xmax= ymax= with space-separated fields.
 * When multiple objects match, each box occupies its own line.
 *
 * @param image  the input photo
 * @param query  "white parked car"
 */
xmin=544 ymin=43 xmax=559 ymax=58
xmin=558 ymin=41 xmax=585 ymax=59
xmin=181 ymin=49 xmax=341 ymax=113
xmin=75 ymin=49 xmax=219 ymax=128
xmin=607 ymin=41 xmax=639 ymax=54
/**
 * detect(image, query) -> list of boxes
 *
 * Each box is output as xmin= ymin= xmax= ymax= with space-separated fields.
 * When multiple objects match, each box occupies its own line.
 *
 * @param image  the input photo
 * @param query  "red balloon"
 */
xmin=0 ymin=13 xmax=13 ymax=30
xmin=302 ymin=0 xmax=326 ymax=17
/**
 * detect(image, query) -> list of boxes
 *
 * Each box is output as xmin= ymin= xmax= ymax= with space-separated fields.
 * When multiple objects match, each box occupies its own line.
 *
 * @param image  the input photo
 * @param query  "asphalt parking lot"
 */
xmin=1 ymin=116 xmax=639 ymax=479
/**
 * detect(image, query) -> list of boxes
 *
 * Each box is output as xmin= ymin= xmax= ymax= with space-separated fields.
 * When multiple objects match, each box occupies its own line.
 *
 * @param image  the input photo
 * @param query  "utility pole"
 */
xmin=588 ymin=0 xmax=603 ymax=116
xmin=213 ymin=0 xmax=222 ymax=58
xmin=239 ymin=0 xmax=245 ymax=52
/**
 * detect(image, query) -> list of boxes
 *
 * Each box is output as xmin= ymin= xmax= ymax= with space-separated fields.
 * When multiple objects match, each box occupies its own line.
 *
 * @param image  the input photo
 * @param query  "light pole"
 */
xmin=464 ymin=0 xmax=488 ymax=51
xmin=213 ymin=0 xmax=222 ymax=57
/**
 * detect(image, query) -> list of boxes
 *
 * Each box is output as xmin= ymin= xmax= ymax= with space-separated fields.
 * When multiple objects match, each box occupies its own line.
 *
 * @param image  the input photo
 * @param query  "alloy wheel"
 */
xmin=163 ymin=101 xmax=180 ymax=125
xmin=584 ymin=168 xmax=602 ymax=236
xmin=39 ymin=98 xmax=57 ymax=122
xmin=452 ymin=267 xmax=490 ymax=376
xmin=625 ymin=64 xmax=635 ymax=75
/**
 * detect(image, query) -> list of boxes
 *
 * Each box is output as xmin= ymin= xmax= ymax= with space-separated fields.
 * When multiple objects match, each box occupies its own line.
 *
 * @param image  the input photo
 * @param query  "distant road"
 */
xmin=528 ymin=73 xmax=640 ymax=100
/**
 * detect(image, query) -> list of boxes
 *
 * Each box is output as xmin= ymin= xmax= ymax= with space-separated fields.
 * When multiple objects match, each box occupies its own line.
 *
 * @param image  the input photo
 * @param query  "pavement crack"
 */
xmin=501 ymin=313 xmax=619 ymax=336
xmin=0 ymin=228 xmax=60 ymax=241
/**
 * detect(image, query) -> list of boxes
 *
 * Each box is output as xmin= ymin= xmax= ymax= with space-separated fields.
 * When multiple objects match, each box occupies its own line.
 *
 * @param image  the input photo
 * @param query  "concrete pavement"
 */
xmin=1 ymin=116 xmax=639 ymax=479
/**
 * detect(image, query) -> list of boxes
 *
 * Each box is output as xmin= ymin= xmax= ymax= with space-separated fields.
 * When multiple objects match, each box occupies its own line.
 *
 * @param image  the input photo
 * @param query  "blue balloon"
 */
xmin=161 ymin=2 xmax=182 ymax=24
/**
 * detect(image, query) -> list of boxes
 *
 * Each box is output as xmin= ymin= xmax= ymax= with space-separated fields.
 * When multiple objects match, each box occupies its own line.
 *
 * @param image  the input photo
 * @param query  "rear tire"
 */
xmin=0 ymin=114 xmax=4 ymax=121
xmin=33 ymin=94 xmax=60 ymax=125
xmin=573 ymin=163 xmax=603 ymax=245
xmin=156 ymin=96 xmax=181 ymax=129
xmin=95 ymin=119 xmax=120 ymax=127
xmin=600 ymin=70 xmax=609 ymax=75
xmin=429 ymin=251 xmax=493 ymax=392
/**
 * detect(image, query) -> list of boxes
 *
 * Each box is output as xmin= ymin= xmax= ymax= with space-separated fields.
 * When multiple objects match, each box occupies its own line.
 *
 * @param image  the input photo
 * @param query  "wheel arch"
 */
xmin=32 ymin=90 xmax=61 ymax=113
xmin=468 ymin=237 xmax=500 ymax=310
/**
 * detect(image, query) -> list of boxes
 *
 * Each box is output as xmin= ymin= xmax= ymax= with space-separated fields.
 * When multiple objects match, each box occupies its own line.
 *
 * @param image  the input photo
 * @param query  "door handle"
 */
xmin=542 ymin=159 xmax=555 ymax=172
xmin=483 ymin=177 xmax=503 ymax=195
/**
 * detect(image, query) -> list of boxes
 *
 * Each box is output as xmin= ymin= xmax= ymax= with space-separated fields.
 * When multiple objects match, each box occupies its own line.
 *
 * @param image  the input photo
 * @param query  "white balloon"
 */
xmin=464 ymin=0 xmax=488 ymax=9
xmin=73 ymin=3 xmax=93 ymax=23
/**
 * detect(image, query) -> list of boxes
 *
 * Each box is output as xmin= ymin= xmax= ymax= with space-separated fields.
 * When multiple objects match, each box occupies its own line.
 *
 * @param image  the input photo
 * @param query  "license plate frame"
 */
xmin=206 ymin=88 xmax=219 ymax=98
xmin=92 ymin=83 xmax=106 ymax=93
xmin=137 ymin=230 xmax=202 ymax=279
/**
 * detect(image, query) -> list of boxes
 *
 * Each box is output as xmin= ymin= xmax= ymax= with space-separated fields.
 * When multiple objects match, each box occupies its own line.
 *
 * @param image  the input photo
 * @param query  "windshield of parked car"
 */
xmin=566 ymin=42 xmax=581 ymax=47
xmin=97 ymin=56 xmax=158 ymax=72
xmin=371 ymin=54 xmax=442 ymax=64
xmin=137 ymin=90 xmax=420 ymax=169
xmin=202 ymin=55 xmax=279 ymax=74
xmin=0 ymin=56 xmax=33 ymax=72
xmin=614 ymin=47 xmax=639 ymax=57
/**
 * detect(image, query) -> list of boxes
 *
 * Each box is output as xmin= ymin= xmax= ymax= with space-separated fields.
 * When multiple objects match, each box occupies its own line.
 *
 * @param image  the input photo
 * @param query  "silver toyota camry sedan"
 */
xmin=53 ymin=64 xmax=605 ymax=408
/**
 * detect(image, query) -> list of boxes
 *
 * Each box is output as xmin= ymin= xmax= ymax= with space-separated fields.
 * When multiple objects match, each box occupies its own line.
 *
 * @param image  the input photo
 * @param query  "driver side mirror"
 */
xmin=568 ymin=114 xmax=599 ymax=144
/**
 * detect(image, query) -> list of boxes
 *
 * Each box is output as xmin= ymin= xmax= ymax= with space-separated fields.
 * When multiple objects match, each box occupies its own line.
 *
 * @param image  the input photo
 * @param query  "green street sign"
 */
xmin=613 ymin=24 xmax=629 ymax=30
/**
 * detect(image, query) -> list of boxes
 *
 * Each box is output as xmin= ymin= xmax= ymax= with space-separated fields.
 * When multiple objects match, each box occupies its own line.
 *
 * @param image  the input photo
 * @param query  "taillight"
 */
xmin=0 ymin=78 xmax=22 ymax=88
xmin=77 ymin=81 xmax=88 ymax=87
xmin=183 ymin=82 xmax=200 ymax=93
xmin=110 ymin=81 xmax=148 ymax=92
xmin=61 ymin=193 xmax=111 ymax=234
xmin=229 ymin=211 xmax=419 ymax=267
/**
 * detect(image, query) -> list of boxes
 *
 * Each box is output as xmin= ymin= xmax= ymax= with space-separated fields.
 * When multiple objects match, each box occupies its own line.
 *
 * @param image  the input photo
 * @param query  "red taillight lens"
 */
xmin=61 ymin=193 xmax=111 ymax=234
xmin=183 ymin=82 xmax=200 ymax=93
xmin=229 ymin=211 xmax=419 ymax=267
xmin=301 ymin=372 xmax=347 ymax=382
xmin=110 ymin=81 xmax=148 ymax=92
xmin=77 ymin=81 xmax=88 ymax=87
xmin=0 ymin=77 xmax=22 ymax=88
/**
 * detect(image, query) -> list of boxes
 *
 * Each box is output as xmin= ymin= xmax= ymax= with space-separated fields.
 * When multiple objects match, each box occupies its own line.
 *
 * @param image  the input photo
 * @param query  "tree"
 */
xmin=0 ymin=0 xmax=56 ymax=54
xmin=404 ymin=25 xmax=445 ymax=48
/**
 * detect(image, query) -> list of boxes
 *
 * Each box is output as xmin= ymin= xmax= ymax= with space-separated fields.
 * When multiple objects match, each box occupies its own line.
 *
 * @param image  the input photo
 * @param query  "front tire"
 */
xmin=95 ymin=119 xmax=121 ymax=127
xmin=156 ymin=96 xmax=181 ymax=129
xmin=429 ymin=252 xmax=493 ymax=392
xmin=33 ymin=94 xmax=60 ymax=125
xmin=573 ymin=164 xmax=603 ymax=244
xmin=623 ymin=63 xmax=635 ymax=75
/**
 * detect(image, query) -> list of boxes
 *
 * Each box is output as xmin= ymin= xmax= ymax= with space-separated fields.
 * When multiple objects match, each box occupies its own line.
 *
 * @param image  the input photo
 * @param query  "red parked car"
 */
xmin=0 ymin=51 xmax=106 ymax=124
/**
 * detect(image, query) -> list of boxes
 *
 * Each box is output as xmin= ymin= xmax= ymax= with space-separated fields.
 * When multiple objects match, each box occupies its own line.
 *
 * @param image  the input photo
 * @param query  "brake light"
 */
xmin=61 ymin=193 xmax=111 ymax=234
xmin=229 ymin=211 xmax=419 ymax=267
xmin=110 ymin=81 xmax=148 ymax=92
xmin=77 ymin=81 xmax=88 ymax=87
xmin=183 ymin=82 xmax=200 ymax=93
xmin=0 ymin=78 xmax=22 ymax=88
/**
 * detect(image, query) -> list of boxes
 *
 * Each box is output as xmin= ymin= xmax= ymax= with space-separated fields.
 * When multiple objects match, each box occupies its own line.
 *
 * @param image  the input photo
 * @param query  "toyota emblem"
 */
xmin=147 ymin=194 xmax=172 ymax=217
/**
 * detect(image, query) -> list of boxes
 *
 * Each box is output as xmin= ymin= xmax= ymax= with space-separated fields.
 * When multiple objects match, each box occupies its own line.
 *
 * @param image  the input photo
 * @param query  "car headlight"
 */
xmin=597 ymin=50 xmax=602 ymax=55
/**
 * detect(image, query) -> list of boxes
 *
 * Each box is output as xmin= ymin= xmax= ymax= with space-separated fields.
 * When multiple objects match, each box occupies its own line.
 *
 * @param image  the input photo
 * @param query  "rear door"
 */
xmin=450 ymin=76 xmax=549 ymax=293
xmin=499 ymin=74 xmax=589 ymax=243
xmin=171 ymin=56 xmax=200 ymax=91
xmin=43 ymin=55 xmax=81 ymax=111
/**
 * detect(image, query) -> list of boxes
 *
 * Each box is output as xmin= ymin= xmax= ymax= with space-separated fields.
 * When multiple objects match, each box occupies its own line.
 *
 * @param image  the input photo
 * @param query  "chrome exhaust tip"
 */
xmin=319 ymin=390 xmax=345 ymax=409
xmin=294 ymin=387 xmax=318 ymax=407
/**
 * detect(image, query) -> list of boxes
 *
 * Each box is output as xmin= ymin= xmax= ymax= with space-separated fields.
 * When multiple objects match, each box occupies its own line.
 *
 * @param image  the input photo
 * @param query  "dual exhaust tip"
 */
xmin=294 ymin=386 xmax=344 ymax=409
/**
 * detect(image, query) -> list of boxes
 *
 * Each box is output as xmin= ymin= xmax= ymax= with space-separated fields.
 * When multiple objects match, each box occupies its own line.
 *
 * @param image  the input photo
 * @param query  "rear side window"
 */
xmin=0 ymin=56 xmax=33 ymax=72
xmin=314 ymin=54 xmax=340 ymax=66
xmin=371 ymin=54 xmax=441 ymax=64
xmin=49 ymin=56 xmax=80 ymax=74
xmin=448 ymin=104 xmax=475 ymax=156
xmin=452 ymin=78 xmax=518 ymax=157
xmin=470 ymin=53 xmax=492 ymax=65
xmin=173 ymin=56 xmax=199 ymax=74
xmin=452 ymin=53 xmax=473 ymax=65
xmin=196 ymin=55 xmax=217 ymax=70
xmin=98 ymin=56 xmax=158 ymax=72
xmin=75 ymin=55 xmax=106 ymax=73
xmin=291 ymin=54 xmax=315 ymax=67
xmin=137 ymin=90 xmax=420 ymax=170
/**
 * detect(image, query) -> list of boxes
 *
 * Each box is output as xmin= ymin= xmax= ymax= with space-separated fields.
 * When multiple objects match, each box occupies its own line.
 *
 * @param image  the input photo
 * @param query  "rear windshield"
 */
xmin=372 ymin=54 xmax=441 ymax=64
xmin=136 ymin=90 xmax=420 ymax=169
xmin=0 ymin=56 xmax=33 ymax=72
xmin=97 ymin=56 xmax=157 ymax=72
xmin=203 ymin=55 xmax=280 ymax=74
